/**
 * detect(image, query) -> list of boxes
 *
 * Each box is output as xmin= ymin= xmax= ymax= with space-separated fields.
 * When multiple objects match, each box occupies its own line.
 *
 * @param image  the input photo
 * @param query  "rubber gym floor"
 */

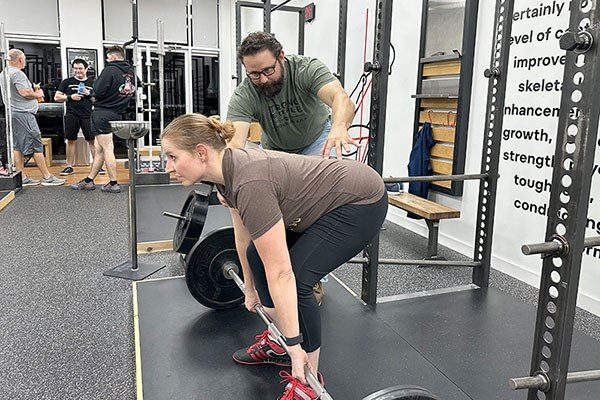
xmin=1 ymin=184 xmax=599 ymax=400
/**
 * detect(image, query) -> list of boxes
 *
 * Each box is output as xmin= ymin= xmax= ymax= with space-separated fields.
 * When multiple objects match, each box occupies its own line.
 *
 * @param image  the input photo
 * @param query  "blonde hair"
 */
xmin=161 ymin=113 xmax=236 ymax=152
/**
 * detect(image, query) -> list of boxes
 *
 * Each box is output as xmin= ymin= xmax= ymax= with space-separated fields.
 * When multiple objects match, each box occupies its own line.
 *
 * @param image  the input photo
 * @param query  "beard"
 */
xmin=253 ymin=62 xmax=284 ymax=98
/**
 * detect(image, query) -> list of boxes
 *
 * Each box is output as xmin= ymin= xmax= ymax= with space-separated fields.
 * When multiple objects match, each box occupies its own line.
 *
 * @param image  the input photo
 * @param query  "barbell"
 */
xmin=185 ymin=228 xmax=441 ymax=399
xmin=165 ymin=190 xmax=476 ymax=269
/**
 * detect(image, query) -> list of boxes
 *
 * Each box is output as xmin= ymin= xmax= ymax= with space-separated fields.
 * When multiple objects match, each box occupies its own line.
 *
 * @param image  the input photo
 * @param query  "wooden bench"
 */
xmin=41 ymin=138 xmax=52 ymax=167
xmin=25 ymin=138 xmax=53 ymax=167
xmin=388 ymin=192 xmax=460 ymax=259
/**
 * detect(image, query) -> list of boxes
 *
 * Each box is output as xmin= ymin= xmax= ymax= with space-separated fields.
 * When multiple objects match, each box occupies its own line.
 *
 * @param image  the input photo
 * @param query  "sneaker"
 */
xmin=40 ymin=174 xmax=66 ymax=186
xmin=277 ymin=370 xmax=325 ymax=400
xmin=60 ymin=166 xmax=74 ymax=176
xmin=70 ymin=179 xmax=96 ymax=191
xmin=101 ymin=182 xmax=121 ymax=193
xmin=98 ymin=168 xmax=106 ymax=175
xmin=232 ymin=330 xmax=291 ymax=366
xmin=313 ymin=281 xmax=324 ymax=307
xmin=385 ymin=182 xmax=402 ymax=195
xmin=22 ymin=176 xmax=41 ymax=186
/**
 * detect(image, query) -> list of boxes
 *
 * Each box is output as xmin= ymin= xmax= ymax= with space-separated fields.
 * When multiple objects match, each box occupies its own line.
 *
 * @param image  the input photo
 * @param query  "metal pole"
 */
xmin=1 ymin=23 xmax=14 ymax=174
xmin=271 ymin=0 xmax=292 ymax=12
xmin=263 ymin=0 xmax=271 ymax=32
xmin=510 ymin=370 xmax=600 ymax=391
xmin=133 ymin=43 xmax=142 ymax=172
xmin=297 ymin=8 xmax=305 ymax=55
xmin=522 ymin=236 xmax=600 ymax=257
xmin=125 ymin=0 xmax=143 ymax=172
xmin=472 ymin=0 xmax=515 ymax=288
xmin=235 ymin=2 xmax=242 ymax=86
xmin=145 ymin=45 xmax=153 ymax=171
xmin=162 ymin=211 xmax=187 ymax=221
xmin=361 ymin=0 xmax=394 ymax=308
xmin=157 ymin=19 xmax=166 ymax=171
xmin=132 ymin=0 xmax=138 ymax=39
xmin=524 ymin=2 xmax=600 ymax=398
xmin=348 ymin=257 xmax=481 ymax=267
xmin=336 ymin=0 xmax=348 ymax=86
xmin=127 ymin=138 xmax=139 ymax=270
xmin=384 ymin=173 xmax=488 ymax=183
xmin=185 ymin=0 xmax=193 ymax=114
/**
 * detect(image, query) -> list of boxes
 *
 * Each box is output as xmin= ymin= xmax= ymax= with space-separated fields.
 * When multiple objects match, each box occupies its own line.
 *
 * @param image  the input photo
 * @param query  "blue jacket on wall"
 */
xmin=407 ymin=122 xmax=436 ymax=219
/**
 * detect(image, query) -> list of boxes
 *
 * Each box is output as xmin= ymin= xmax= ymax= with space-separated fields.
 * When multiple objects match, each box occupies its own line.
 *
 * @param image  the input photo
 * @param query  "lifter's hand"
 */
xmin=244 ymin=287 xmax=261 ymax=313
xmin=289 ymin=345 xmax=313 ymax=384
xmin=320 ymin=124 xmax=360 ymax=159
xmin=71 ymin=93 xmax=82 ymax=101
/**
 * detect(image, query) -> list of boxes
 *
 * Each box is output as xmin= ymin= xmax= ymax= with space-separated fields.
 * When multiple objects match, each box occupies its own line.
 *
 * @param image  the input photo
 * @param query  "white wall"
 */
xmin=219 ymin=0 xmax=237 ymax=117
xmin=385 ymin=0 xmax=600 ymax=316
xmin=58 ymin=0 xmax=105 ymax=77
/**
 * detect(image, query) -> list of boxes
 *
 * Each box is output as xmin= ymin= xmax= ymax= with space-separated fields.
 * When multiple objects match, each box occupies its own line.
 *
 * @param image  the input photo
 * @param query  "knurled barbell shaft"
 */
xmin=223 ymin=264 xmax=333 ymax=400
xmin=509 ymin=369 xmax=600 ymax=390
xmin=522 ymin=236 xmax=600 ymax=256
xmin=162 ymin=211 xmax=188 ymax=221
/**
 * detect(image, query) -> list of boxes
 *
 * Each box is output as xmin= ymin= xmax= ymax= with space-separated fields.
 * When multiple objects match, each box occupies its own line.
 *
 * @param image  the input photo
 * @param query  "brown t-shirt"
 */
xmin=216 ymin=148 xmax=386 ymax=240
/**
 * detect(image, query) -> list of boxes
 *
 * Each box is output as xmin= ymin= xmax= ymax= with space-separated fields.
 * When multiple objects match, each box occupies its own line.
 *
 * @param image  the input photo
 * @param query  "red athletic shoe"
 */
xmin=277 ymin=370 xmax=325 ymax=400
xmin=232 ymin=330 xmax=291 ymax=366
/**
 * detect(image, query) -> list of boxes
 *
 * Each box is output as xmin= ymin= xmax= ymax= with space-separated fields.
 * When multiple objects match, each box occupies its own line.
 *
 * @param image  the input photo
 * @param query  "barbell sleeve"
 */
xmin=162 ymin=211 xmax=187 ymax=221
xmin=522 ymin=236 xmax=600 ymax=256
xmin=224 ymin=265 xmax=333 ymax=400
xmin=509 ymin=374 xmax=549 ymax=391
xmin=509 ymin=369 xmax=600 ymax=391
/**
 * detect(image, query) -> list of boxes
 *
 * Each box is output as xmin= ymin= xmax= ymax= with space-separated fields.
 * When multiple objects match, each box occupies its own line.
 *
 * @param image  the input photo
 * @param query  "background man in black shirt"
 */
xmin=70 ymin=46 xmax=136 ymax=193
xmin=55 ymin=59 xmax=99 ymax=176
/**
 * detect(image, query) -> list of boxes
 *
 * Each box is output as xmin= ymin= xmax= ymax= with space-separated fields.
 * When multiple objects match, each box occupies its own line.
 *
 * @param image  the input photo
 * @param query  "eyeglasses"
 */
xmin=246 ymin=60 xmax=278 ymax=80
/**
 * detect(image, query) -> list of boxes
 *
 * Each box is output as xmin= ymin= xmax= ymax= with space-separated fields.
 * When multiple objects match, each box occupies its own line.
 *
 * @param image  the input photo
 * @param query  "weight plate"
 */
xmin=362 ymin=385 xmax=440 ymax=400
xmin=185 ymin=227 xmax=244 ymax=310
xmin=173 ymin=190 xmax=209 ymax=254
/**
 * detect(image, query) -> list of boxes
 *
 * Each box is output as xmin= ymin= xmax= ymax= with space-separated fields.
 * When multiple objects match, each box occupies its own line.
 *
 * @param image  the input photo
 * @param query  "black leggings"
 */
xmin=246 ymin=193 xmax=388 ymax=352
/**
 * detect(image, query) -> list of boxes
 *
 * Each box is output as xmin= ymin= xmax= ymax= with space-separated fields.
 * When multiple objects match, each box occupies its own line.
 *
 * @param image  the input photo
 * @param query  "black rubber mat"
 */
xmin=135 ymin=277 xmax=470 ymax=400
xmin=376 ymin=288 xmax=600 ymax=400
xmin=135 ymin=183 xmax=231 ymax=242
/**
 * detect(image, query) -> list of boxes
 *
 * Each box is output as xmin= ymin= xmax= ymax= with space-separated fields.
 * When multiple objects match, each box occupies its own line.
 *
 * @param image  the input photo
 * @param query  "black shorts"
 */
xmin=64 ymin=113 xmax=93 ymax=141
xmin=91 ymin=109 xmax=122 ymax=136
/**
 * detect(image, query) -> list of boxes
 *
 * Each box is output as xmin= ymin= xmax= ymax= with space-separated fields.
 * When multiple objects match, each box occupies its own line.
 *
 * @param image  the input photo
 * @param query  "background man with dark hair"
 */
xmin=227 ymin=31 xmax=357 ymax=158
xmin=71 ymin=46 xmax=136 ymax=193
xmin=55 ymin=58 xmax=98 ymax=176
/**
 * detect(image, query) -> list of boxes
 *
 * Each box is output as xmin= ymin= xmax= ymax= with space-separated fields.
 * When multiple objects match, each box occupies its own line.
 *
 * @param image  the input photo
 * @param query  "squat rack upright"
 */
xmin=351 ymin=0 xmax=514 ymax=306
xmin=508 ymin=0 xmax=600 ymax=398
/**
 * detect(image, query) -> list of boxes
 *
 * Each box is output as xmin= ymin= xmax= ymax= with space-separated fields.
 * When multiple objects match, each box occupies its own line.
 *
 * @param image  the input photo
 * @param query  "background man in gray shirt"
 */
xmin=0 ymin=49 xmax=64 ymax=186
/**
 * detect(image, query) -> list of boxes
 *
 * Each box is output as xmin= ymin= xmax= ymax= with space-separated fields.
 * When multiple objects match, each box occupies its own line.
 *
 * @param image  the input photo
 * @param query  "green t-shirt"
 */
xmin=227 ymin=54 xmax=336 ymax=153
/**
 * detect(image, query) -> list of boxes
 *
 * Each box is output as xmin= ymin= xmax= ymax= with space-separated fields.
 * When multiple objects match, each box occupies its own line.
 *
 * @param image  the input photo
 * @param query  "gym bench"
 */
xmin=388 ymin=193 xmax=460 ymax=260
